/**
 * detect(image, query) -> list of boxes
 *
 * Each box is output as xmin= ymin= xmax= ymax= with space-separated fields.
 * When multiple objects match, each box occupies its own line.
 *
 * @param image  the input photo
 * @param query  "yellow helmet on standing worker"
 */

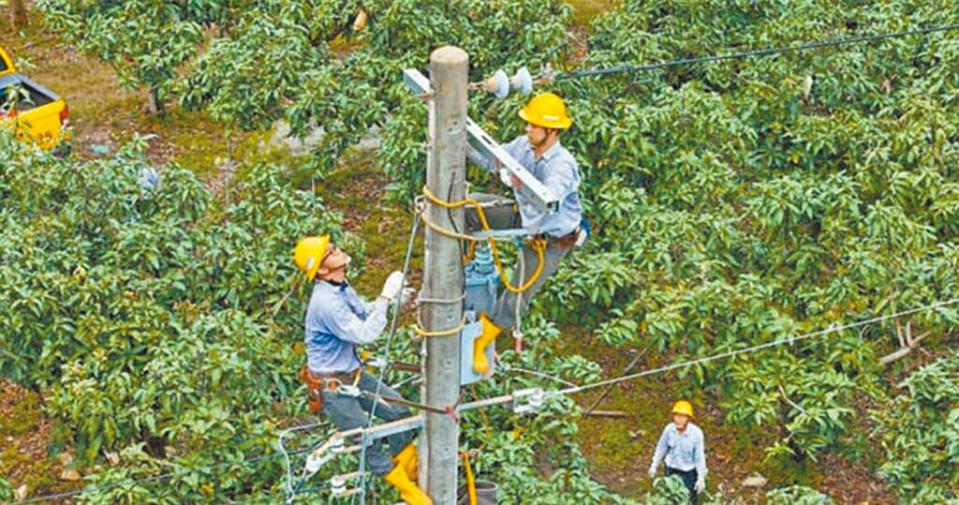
xmin=293 ymin=235 xmax=331 ymax=282
xmin=519 ymin=92 xmax=572 ymax=130
xmin=671 ymin=400 xmax=694 ymax=418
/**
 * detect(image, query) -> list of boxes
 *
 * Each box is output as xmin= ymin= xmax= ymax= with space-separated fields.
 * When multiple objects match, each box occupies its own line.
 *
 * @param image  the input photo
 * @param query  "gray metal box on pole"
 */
xmin=420 ymin=46 xmax=468 ymax=503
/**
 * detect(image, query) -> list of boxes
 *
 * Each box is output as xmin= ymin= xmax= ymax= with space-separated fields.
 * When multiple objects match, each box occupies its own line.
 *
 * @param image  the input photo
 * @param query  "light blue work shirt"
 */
xmin=651 ymin=422 xmax=708 ymax=478
xmin=469 ymin=136 xmax=583 ymax=238
xmin=304 ymin=280 xmax=388 ymax=374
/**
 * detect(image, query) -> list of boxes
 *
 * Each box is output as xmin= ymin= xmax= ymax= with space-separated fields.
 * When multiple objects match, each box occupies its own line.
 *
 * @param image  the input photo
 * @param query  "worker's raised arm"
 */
xmin=324 ymin=298 xmax=388 ymax=345
xmin=466 ymin=145 xmax=496 ymax=174
xmin=541 ymin=158 xmax=580 ymax=203
xmin=514 ymin=156 xmax=580 ymax=237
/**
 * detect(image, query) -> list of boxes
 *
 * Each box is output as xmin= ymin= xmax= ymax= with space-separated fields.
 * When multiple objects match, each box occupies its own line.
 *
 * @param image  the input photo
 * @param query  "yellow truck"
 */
xmin=1 ymin=47 xmax=70 ymax=150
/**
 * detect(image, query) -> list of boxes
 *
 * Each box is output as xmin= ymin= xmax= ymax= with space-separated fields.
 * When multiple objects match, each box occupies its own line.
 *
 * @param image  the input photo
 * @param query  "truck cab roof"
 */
xmin=0 ymin=48 xmax=15 ymax=77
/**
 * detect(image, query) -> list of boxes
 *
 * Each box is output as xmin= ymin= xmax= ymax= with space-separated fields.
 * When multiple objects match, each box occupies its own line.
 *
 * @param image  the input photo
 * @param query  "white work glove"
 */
xmin=399 ymin=286 xmax=416 ymax=306
xmin=647 ymin=466 xmax=656 ymax=480
xmin=498 ymin=167 xmax=512 ymax=187
xmin=380 ymin=271 xmax=405 ymax=303
xmin=694 ymin=478 xmax=705 ymax=494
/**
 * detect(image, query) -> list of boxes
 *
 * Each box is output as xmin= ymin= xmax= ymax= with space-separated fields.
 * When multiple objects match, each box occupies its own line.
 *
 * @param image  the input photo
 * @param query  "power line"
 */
xmin=551 ymin=298 xmax=959 ymax=397
xmin=280 ymin=421 xmax=329 ymax=503
xmin=556 ymin=23 xmax=959 ymax=80
xmin=296 ymin=296 xmax=959 ymax=423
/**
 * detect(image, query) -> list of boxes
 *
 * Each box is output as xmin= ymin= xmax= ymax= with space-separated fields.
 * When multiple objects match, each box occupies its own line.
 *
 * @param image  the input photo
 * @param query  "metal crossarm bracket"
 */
xmin=403 ymin=68 xmax=560 ymax=214
xmin=341 ymin=415 xmax=424 ymax=448
xmin=305 ymin=416 xmax=424 ymax=478
xmin=469 ymin=228 xmax=529 ymax=240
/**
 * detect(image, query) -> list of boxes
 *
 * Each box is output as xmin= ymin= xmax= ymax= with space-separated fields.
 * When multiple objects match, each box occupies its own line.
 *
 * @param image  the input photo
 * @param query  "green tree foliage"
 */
xmin=0 ymin=132 xmax=348 ymax=501
xmin=379 ymin=0 xmax=959 ymax=497
xmin=38 ymin=0 xmax=205 ymax=112
xmin=0 ymin=132 xmax=629 ymax=502
xmin=874 ymin=353 xmax=959 ymax=504
xmin=10 ymin=0 xmax=959 ymax=501
xmin=0 ymin=476 xmax=12 ymax=502
xmin=37 ymin=0 xmax=570 ymax=162
xmin=766 ymin=485 xmax=835 ymax=505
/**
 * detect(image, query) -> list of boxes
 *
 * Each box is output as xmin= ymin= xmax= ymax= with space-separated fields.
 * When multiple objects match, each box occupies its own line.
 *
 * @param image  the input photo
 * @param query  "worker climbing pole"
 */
xmin=463 ymin=91 xmax=586 ymax=370
xmin=291 ymin=235 xmax=431 ymax=504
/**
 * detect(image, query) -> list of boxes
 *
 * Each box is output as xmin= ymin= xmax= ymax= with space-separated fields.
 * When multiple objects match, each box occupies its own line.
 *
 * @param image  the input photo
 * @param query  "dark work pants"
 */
xmin=665 ymin=467 xmax=699 ymax=505
xmin=321 ymin=372 xmax=413 ymax=475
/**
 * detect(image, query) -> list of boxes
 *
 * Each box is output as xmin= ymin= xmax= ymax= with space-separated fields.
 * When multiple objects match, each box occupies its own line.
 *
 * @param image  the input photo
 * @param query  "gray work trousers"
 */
xmin=321 ymin=371 xmax=413 ymax=475
xmin=464 ymin=192 xmax=573 ymax=330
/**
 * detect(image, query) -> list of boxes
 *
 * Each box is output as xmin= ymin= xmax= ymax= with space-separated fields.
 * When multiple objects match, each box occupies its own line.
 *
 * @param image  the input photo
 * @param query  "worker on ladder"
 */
xmin=293 ymin=235 xmax=431 ymax=505
xmin=648 ymin=401 xmax=708 ymax=504
xmin=465 ymin=92 xmax=584 ymax=373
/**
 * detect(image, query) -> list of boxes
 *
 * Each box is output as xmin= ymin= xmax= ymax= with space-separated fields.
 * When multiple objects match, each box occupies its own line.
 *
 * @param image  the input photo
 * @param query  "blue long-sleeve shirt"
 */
xmin=468 ymin=136 xmax=582 ymax=238
xmin=304 ymin=280 xmax=387 ymax=374
xmin=650 ymin=422 xmax=708 ymax=479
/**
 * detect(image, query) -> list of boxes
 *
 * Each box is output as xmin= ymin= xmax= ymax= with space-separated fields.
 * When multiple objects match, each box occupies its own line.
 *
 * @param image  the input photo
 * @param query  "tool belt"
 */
xmin=300 ymin=366 xmax=361 ymax=413
xmin=546 ymin=228 xmax=579 ymax=249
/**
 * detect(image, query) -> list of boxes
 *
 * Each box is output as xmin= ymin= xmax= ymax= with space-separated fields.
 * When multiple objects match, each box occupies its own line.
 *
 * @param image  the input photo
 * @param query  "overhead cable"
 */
xmin=556 ymin=23 xmax=959 ymax=80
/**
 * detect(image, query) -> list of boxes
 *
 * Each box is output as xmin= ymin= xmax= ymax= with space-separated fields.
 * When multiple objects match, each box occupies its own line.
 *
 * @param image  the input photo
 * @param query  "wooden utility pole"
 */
xmin=10 ymin=0 xmax=28 ymax=31
xmin=419 ymin=45 xmax=468 ymax=504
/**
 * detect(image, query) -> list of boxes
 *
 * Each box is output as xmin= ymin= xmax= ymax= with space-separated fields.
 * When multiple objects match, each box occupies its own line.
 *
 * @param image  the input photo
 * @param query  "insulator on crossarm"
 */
xmin=475 ymin=67 xmax=534 ymax=99
xmin=510 ymin=67 xmax=533 ymax=95
xmin=479 ymin=70 xmax=510 ymax=99
xmin=330 ymin=476 xmax=347 ymax=496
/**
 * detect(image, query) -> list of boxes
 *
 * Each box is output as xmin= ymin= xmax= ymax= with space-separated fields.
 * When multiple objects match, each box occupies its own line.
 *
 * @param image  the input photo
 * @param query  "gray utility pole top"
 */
xmin=420 ymin=45 xmax=467 ymax=504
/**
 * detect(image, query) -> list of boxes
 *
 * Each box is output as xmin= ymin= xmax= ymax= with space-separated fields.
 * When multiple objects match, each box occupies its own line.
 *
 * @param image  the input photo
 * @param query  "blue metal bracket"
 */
xmin=470 ymin=228 xmax=529 ymax=240
xmin=459 ymin=317 xmax=494 ymax=386
xmin=460 ymin=241 xmax=500 ymax=385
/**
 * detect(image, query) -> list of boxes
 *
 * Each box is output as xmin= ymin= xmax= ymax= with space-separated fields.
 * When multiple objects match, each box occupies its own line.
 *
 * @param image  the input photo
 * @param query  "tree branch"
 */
xmin=879 ymin=330 xmax=930 ymax=366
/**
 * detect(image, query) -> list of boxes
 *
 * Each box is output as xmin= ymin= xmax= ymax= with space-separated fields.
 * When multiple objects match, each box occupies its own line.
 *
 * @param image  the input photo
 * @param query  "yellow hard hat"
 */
xmin=519 ymin=92 xmax=572 ymax=130
xmin=293 ymin=235 xmax=331 ymax=282
xmin=671 ymin=401 xmax=694 ymax=418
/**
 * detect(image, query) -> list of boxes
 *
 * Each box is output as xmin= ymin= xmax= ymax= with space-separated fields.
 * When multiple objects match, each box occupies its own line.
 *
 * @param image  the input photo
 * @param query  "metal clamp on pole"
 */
xmin=337 ymin=384 xmax=362 ymax=398
xmin=512 ymin=388 xmax=545 ymax=414
xmin=304 ymin=436 xmax=346 ymax=477
xmin=402 ymin=68 xmax=560 ymax=215
xmin=330 ymin=473 xmax=363 ymax=498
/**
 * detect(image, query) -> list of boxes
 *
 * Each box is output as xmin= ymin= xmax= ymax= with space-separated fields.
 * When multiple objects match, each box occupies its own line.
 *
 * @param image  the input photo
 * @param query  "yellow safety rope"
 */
xmin=413 ymin=313 xmax=468 ymax=337
xmin=420 ymin=185 xmax=546 ymax=294
xmin=461 ymin=451 xmax=478 ymax=505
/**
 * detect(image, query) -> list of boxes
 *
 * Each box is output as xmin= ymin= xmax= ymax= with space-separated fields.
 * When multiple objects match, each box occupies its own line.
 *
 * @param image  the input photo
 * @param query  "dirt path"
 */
xmin=0 ymin=381 xmax=81 ymax=503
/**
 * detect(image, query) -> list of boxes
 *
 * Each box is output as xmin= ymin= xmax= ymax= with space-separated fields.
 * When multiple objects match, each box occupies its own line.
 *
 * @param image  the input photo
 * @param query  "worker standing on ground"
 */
xmin=293 ymin=235 xmax=431 ymax=505
xmin=465 ymin=92 xmax=583 ymax=373
xmin=648 ymin=401 xmax=708 ymax=504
